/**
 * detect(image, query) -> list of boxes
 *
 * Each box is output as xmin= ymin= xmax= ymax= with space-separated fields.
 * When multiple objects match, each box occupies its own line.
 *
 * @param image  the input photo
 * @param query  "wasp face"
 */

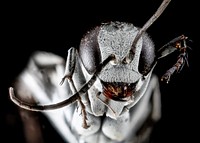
xmin=79 ymin=21 xmax=156 ymax=102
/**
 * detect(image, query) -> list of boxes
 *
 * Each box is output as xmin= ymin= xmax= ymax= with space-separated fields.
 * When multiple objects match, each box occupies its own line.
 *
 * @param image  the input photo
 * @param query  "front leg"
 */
xmin=156 ymin=35 xmax=190 ymax=83
xmin=60 ymin=47 xmax=89 ymax=128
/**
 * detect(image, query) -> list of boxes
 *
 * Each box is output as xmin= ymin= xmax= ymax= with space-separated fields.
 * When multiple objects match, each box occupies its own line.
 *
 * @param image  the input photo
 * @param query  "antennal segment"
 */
xmin=132 ymin=0 xmax=171 ymax=47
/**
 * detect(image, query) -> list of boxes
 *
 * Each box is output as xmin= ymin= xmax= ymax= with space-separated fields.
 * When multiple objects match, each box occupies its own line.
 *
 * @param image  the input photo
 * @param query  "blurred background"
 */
xmin=1 ymin=0 xmax=199 ymax=142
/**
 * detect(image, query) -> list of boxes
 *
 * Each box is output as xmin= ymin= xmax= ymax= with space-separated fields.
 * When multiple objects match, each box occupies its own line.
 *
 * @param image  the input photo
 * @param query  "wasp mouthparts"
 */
xmin=101 ymin=81 xmax=138 ymax=101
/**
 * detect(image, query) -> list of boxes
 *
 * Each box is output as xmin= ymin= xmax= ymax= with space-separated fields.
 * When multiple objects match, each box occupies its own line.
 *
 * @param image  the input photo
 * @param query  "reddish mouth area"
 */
xmin=101 ymin=81 xmax=138 ymax=101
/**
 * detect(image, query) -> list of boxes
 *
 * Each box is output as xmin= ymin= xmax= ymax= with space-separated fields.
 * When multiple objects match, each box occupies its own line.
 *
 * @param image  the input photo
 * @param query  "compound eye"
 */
xmin=78 ymin=26 xmax=102 ymax=75
xmin=138 ymin=34 xmax=155 ymax=75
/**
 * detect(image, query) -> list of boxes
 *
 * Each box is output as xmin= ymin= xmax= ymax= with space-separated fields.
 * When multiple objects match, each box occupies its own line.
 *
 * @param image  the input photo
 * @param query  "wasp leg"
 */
xmin=67 ymin=76 xmax=90 ymax=129
xmin=60 ymin=47 xmax=90 ymax=129
xmin=156 ymin=35 xmax=190 ymax=83
xmin=60 ymin=47 xmax=77 ymax=85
